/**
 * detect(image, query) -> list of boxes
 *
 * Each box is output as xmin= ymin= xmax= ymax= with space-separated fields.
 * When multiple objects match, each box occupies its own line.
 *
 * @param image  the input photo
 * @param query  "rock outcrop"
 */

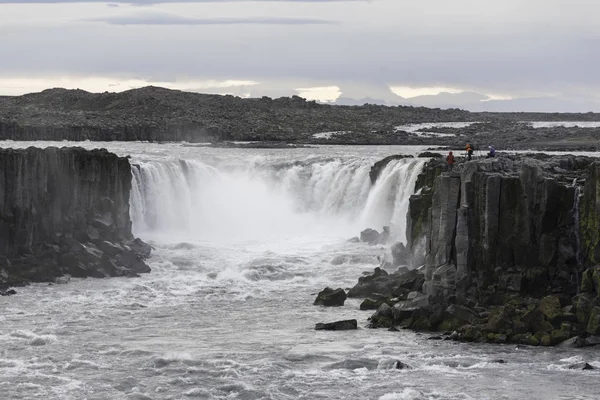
xmin=364 ymin=153 xmax=600 ymax=346
xmin=0 ymin=147 xmax=151 ymax=290
xmin=315 ymin=320 xmax=358 ymax=331
xmin=314 ymin=287 xmax=347 ymax=307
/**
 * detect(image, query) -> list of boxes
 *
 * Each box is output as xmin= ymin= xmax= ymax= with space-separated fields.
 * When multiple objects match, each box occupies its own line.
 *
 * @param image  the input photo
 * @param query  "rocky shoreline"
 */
xmin=2 ymin=87 xmax=600 ymax=150
xmin=0 ymin=147 xmax=151 ymax=292
xmin=316 ymin=153 xmax=600 ymax=348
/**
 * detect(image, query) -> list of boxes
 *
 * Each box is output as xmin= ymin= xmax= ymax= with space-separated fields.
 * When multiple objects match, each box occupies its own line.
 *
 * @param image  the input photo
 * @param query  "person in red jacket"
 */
xmin=446 ymin=151 xmax=455 ymax=172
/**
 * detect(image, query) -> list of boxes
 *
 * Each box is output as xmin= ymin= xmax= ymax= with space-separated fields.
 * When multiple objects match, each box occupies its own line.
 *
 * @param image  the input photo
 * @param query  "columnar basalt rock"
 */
xmin=0 ymin=147 xmax=151 ymax=290
xmin=364 ymin=153 xmax=600 ymax=346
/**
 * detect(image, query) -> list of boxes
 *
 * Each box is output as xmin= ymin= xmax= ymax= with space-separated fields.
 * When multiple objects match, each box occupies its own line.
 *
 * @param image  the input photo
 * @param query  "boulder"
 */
xmin=315 ymin=319 xmax=358 ymax=331
xmin=446 ymin=304 xmax=480 ymax=323
xmin=485 ymin=305 xmax=516 ymax=333
xmin=367 ymin=303 xmax=394 ymax=328
xmin=0 ymin=289 xmax=16 ymax=296
xmin=314 ymin=287 xmax=347 ymax=307
xmin=568 ymin=362 xmax=595 ymax=370
xmin=360 ymin=298 xmax=386 ymax=310
xmin=586 ymin=305 xmax=600 ymax=335
xmin=348 ymin=268 xmax=424 ymax=298
xmin=537 ymin=295 xmax=562 ymax=322
xmin=394 ymin=361 xmax=411 ymax=369
xmin=360 ymin=229 xmax=380 ymax=245
xmin=391 ymin=293 xmax=430 ymax=321
xmin=128 ymin=238 xmax=153 ymax=259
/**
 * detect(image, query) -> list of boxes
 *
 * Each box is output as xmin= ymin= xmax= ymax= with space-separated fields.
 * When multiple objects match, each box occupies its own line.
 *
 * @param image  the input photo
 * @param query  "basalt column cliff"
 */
xmin=364 ymin=154 xmax=600 ymax=346
xmin=0 ymin=147 xmax=151 ymax=291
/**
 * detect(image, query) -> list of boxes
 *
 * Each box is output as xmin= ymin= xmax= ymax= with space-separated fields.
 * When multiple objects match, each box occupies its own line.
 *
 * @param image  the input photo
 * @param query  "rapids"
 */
xmin=0 ymin=142 xmax=599 ymax=400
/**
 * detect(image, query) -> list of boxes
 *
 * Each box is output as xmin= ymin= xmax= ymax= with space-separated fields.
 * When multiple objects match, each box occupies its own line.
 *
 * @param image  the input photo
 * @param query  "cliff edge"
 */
xmin=362 ymin=154 xmax=600 ymax=346
xmin=0 ymin=147 xmax=151 ymax=291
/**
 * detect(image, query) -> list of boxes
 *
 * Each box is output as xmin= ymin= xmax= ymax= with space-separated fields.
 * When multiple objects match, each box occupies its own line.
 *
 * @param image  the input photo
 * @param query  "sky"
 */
xmin=0 ymin=0 xmax=598 ymax=111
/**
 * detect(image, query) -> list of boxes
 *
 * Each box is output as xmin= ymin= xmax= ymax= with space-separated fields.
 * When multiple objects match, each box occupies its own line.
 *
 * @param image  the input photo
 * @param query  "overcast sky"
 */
xmin=0 ymin=0 xmax=598 ymax=110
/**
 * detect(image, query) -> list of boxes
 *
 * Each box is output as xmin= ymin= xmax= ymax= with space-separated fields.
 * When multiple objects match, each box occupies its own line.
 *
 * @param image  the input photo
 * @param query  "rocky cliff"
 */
xmin=0 ymin=147 xmax=151 ymax=291
xmin=362 ymin=154 xmax=600 ymax=346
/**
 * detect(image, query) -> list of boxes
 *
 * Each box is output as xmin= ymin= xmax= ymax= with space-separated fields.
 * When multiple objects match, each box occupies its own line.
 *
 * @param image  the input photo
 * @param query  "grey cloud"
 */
xmin=1 ymin=0 xmax=599 ymax=111
xmin=86 ymin=14 xmax=336 ymax=25
xmin=1 ymin=0 xmax=365 ymax=3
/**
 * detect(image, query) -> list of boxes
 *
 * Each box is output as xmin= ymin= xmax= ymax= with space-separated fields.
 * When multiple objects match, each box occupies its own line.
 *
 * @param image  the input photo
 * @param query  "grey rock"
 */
xmin=314 ymin=287 xmax=347 ymax=307
xmin=568 ymin=362 xmax=595 ymax=370
xmin=315 ymin=319 xmax=358 ymax=331
xmin=0 ymin=147 xmax=152 ymax=287
xmin=360 ymin=229 xmax=380 ymax=245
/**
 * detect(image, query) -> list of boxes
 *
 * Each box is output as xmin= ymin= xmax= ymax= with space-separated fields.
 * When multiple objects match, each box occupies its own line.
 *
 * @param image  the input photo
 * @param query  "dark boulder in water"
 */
xmin=394 ymin=361 xmax=411 ymax=370
xmin=0 ymin=289 xmax=16 ymax=296
xmin=568 ymin=362 xmax=595 ymax=370
xmin=348 ymin=267 xmax=424 ymax=298
xmin=360 ymin=229 xmax=380 ymax=245
xmin=314 ymin=287 xmax=347 ymax=307
xmin=315 ymin=319 xmax=358 ymax=331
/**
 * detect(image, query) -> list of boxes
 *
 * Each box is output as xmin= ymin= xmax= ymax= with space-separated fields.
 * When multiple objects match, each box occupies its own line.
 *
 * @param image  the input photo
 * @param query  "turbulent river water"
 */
xmin=1 ymin=142 xmax=599 ymax=400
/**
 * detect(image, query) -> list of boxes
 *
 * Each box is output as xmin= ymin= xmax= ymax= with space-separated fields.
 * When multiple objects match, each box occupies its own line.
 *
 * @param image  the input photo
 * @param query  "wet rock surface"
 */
xmin=0 ymin=147 xmax=151 ymax=291
xmin=329 ymin=153 xmax=600 ymax=347
xmin=314 ymin=287 xmax=347 ymax=307
xmin=315 ymin=319 xmax=358 ymax=331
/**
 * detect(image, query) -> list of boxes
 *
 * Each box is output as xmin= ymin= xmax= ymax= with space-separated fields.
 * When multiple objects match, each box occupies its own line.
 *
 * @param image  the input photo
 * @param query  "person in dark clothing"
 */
xmin=446 ymin=151 xmax=455 ymax=172
xmin=487 ymin=146 xmax=496 ymax=158
xmin=466 ymin=144 xmax=473 ymax=161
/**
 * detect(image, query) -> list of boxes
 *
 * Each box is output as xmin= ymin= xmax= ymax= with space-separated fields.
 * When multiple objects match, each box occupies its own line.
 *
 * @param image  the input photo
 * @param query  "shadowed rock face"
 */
xmin=416 ymin=155 xmax=594 ymax=303
xmin=0 ymin=147 xmax=151 ymax=289
xmin=365 ymin=153 xmax=600 ymax=346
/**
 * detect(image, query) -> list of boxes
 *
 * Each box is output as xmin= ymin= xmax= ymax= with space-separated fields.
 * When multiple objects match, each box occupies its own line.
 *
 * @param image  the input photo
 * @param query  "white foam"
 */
xmin=379 ymin=388 xmax=425 ymax=400
xmin=527 ymin=121 xmax=600 ymax=129
xmin=394 ymin=122 xmax=477 ymax=137
xmin=312 ymin=131 xmax=350 ymax=139
xmin=8 ymin=330 xmax=57 ymax=346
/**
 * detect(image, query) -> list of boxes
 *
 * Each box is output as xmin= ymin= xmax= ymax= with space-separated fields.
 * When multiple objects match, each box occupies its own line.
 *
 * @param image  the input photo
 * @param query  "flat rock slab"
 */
xmin=315 ymin=319 xmax=358 ymax=331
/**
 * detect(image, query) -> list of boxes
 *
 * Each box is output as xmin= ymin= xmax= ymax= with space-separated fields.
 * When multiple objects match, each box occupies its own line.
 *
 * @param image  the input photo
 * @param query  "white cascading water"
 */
xmin=130 ymin=157 xmax=426 ymax=243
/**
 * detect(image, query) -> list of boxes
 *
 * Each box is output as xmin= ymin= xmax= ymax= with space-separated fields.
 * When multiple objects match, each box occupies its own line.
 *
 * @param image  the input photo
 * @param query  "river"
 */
xmin=0 ymin=142 xmax=599 ymax=400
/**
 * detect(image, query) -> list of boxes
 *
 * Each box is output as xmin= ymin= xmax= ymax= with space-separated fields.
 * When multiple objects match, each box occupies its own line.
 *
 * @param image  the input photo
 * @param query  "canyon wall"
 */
xmin=366 ymin=154 xmax=600 ymax=345
xmin=0 ymin=147 xmax=151 ymax=290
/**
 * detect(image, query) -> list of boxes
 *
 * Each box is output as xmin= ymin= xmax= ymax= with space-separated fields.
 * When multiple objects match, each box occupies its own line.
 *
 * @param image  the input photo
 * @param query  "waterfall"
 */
xmin=129 ymin=156 xmax=426 ymax=242
xmin=572 ymin=183 xmax=583 ymax=290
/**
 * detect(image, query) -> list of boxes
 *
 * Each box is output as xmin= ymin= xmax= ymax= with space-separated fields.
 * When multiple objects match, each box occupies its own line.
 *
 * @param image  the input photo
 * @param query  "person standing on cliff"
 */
xmin=487 ymin=146 xmax=496 ymax=158
xmin=446 ymin=151 xmax=455 ymax=172
xmin=466 ymin=144 xmax=473 ymax=161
